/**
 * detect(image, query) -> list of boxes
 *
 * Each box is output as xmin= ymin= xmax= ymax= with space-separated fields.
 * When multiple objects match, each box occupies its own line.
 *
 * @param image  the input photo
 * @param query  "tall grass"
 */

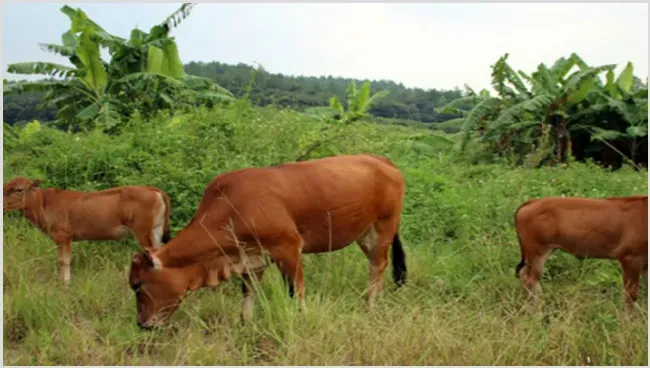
xmin=3 ymin=102 xmax=648 ymax=365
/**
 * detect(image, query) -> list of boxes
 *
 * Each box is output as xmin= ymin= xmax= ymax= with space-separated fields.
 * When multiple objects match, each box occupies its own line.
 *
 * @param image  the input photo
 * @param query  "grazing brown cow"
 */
xmin=3 ymin=177 xmax=172 ymax=284
xmin=514 ymin=195 xmax=648 ymax=312
xmin=128 ymin=154 xmax=407 ymax=329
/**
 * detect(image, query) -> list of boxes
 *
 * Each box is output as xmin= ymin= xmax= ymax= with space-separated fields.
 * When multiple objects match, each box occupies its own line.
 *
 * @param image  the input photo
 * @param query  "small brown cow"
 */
xmin=128 ymin=154 xmax=407 ymax=329
xmin=3 ymin=177 xmax=172 ymax=284
xmin=514 ymin=195 xmax=648 ymax=312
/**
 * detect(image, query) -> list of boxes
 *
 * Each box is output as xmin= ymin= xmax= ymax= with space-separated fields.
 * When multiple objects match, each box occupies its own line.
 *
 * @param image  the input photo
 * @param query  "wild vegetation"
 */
xmin=3 ymin=100 xmax=648 ymax=365
xmin=3 ymin=60 xmax=464 ymax=127
xmin=439 ymin=53 xmax=648 ymax=168
xmin=3 ymin=4 xmax=233 ymax=133
xmin=183 ymin=61 xmax=465 ymax=123
xmin=3 ymin=3 xmax=648 ymax=365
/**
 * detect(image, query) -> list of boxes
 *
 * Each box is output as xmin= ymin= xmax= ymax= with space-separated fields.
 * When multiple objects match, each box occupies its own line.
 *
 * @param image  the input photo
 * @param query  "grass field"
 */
xmin=2 ymin=106 xmax=648 ymax=365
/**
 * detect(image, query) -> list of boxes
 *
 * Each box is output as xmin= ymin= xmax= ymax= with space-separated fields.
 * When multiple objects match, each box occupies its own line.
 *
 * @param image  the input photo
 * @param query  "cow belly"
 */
xmin=73 ymin=224 xmax=130 ymax=241
xmin=556 ymin=234 xmax=621 ymax=259
xmin=300 ymin=220 xmax=372 ymax=253
xmin=563 ymin=244 xmax=618 ymax=259
xmin=294 ymin=198 xmax=385 ymax=254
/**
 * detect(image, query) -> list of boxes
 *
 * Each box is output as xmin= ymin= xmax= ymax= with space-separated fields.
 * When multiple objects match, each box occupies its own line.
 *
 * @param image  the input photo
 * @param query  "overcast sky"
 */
xmin=1 ymin=2 xmax=648 ymax=91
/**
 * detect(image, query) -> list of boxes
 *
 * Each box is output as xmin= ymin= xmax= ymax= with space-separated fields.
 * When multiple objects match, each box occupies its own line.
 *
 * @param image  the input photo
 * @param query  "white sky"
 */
xmin=1 ymin=2 xmax=648 ymax=91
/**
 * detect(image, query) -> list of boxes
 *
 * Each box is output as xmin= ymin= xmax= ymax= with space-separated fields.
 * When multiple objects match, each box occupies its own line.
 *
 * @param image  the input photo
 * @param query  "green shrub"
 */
xmin=3 ymin=102 xmax=647 ymax=365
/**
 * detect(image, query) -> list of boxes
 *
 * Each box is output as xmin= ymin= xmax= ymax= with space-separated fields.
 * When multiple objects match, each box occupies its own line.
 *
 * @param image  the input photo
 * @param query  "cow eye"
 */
xmin=131 ymin=282 xmax=142 ymax=291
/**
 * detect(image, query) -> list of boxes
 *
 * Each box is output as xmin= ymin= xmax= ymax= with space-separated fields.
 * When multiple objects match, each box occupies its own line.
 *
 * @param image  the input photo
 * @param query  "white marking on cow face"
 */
xmin=151 ymin=254 xmax=163 ymax=270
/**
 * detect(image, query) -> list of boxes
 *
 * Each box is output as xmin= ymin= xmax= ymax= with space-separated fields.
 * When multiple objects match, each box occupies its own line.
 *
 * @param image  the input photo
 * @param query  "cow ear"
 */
xmin=132 ymin=253 xmax=144 ymax=266
xmin=31 ymin=179 xmax=42 ymax=189
xmin=141 ymin=252 xmax=155 ymax=268
xmin=132 ymin=252 xmax=155 ymax=269
xmin=141 ymin=251 xmax=163 ymax=270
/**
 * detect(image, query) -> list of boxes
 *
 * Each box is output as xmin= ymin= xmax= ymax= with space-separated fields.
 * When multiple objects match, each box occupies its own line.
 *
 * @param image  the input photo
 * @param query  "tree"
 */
xmin=3 ymin=3 xmax=233 ymax=133
xmin=183 ymin=61 xmax=464 ymax=123
xmin=570 ymin=63 xmax=648 ymax=165
xmin=436 ymin=84 xmax=498 ymax=150
xmin=440 ymin=53 xmax=627 ymax=165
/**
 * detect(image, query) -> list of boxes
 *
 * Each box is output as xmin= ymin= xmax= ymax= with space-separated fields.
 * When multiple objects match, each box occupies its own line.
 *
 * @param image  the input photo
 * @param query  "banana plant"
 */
xmin=4 ymin=3 xmax=233 ymax=133
xmin=441 ymin=53 xmax=616 ymax=163
xmin=294 ymin=80 xmax=388 ymax=162
xmin=436 ymin=85 xmax=500 ymax=150
xmin=570 ymin=62 xmax=648 ymax=163
xmin=329 ymin=80 xmax=389 ymax=124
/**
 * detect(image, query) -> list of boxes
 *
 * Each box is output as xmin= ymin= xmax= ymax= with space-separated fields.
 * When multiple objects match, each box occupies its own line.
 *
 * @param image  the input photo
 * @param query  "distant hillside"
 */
xmin=184 ymin=61 xmax=464 ymax=123
xmin=3 ymin=61 xmax=464 ymax=125
xmin=3 ymin=91 xmax=58 ymax=126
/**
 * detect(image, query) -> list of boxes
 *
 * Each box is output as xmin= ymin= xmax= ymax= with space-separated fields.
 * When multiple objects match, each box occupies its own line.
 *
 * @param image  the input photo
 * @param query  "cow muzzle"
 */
xmin=137 ymin=320 xmax=154 ymax=331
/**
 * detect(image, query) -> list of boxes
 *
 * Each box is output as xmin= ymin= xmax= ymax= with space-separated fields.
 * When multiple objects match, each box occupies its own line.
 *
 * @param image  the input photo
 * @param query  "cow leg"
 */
xmin=282 ymin=274 xmax=295 ymax=298
xmin=357 ymin=219 xmax=398 ymax=308
xmin=267 ymin=233 xmax=306 ymax=312
xmin=53 ymin=234 xmax=72 ymax=284
xmin=618 ymin=255 xmax=643 ymax=314
xmin=131 ymin=203 xmax=166 ymax=251
xmin=148 ymin=198 xmax=167 ymax=250
xmin=519 ymin=246 xmax=552 ymax=306
xmin=241 ymin=268 xmax=266 ymax=323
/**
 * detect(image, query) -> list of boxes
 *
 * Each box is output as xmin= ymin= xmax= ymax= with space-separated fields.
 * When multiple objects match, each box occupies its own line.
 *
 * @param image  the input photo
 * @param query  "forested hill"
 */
xmin=184 ymin=61 xmax=464 ymax=123
xmin=3 ymin=61 xmax=464 ymax=126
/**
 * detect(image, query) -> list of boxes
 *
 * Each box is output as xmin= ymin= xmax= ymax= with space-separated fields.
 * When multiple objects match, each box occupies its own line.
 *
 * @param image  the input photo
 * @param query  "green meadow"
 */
xmin=3 ymin=103 xmax=647 ymax=365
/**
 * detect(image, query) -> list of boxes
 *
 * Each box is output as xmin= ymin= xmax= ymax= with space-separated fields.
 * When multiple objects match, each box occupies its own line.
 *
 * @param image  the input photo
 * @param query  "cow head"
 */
xmin=129 ymin=251 xmax=199 ymax=329
xmin=3 ymin=177 xmax=41 ymax=212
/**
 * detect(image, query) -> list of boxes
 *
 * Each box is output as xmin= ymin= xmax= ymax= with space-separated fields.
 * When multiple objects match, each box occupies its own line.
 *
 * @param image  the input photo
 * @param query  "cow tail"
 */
xmin=391 ymin=232 xmax=407 ymax=287
xmin=514 ymin=199 xmax=534 ymax=278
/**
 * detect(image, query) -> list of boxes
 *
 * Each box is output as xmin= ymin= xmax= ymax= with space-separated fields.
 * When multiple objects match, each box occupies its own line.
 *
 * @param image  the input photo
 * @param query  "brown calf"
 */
xmin=514 ymin=196 xmax=648 ymax=312
xmin=128 ymin=154 xmax=407 ymax=329
xmin=3 ymin=177 xmax=172 ymax=284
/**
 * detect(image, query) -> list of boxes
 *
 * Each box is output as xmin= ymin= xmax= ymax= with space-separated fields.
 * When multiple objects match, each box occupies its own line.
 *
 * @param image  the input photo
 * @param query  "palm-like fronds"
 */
xmin=505 ymin=67 xmax=531 ymax=99
xmin=436 ymin=96 xmax=483 ymax=115
xmin=563 ymin=64 xmax=615 ymax=94
xmin=324 ymin=80 xmax=388 ymax=123
xmin=6 ymin=2 xmax=235 ymax=133
xmin=183 ymin=75 xmax=234 ymax=98
xmin=346 ymin=80 xmax=358 ymax=111
xmin=350 ymin=81 xmax=371 ymax=115
xmin=460 ymin=97 xmax=500 ymax=150
xmin=367 ymin=90 xmax=389 ymax=109
xmin=530 ymin=63 xmax=557 ymax=95
xmin=441 ymin=52 xmax=645 ymax=165
xmin=39 ymin=43 xmax=76 ymax=57
xmin=616 ymin=62 xmax=634 ymax=93
xmin=329 ymin=96 xmax=344 ymax=115
xmin=491 ymin=54 xmax=517 ymax=99
xmin=7 ymin=62 xmax=78 ymax=79
xmin=3 ymin=80 xmax=72 ymax=95
xmin=488 ymin=93 xmax=553 ymax=132
xmin=603 ymin=95 xmax=642 ymax=126
xmin=163 ymin=3 xmax=196 ymax=31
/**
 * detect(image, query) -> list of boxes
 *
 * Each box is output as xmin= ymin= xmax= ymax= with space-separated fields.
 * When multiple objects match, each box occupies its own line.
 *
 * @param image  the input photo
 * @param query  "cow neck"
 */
xmin=153 ymin=221 xmax=236 ymax=269
xmin=181 ymin=262 xmax=207 ymax=292
xmin=185 ymin=253 xmax=244 ymax=292
xmin=182 ymin=259 xmax=229 ymax=292
xmin=22 ymin=188 xmax=47 ymax=230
